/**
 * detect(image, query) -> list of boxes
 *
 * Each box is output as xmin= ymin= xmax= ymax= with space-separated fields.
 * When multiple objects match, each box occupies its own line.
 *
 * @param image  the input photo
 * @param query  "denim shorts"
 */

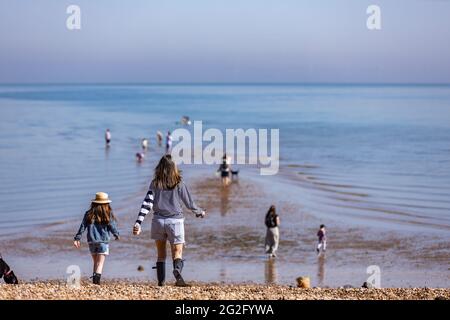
xmin=151 ymin=217 xmax=185 ymax=244
xmin=88 ymin=242 xmax=109 ymax=255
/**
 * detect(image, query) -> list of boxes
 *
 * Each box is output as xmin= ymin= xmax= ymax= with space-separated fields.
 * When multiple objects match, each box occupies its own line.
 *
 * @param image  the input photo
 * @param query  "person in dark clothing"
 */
xmin=316 ymin=224 xmax=327 ymax=254
xmin=264 ymin=205 xmax=280 ymax=258
xmin=217 ymin=154 xmax=232 ymax=186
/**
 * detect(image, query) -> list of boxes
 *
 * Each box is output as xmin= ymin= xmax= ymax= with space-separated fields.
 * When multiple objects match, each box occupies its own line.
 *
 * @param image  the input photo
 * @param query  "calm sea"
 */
xmin=0 ymin=84 xmax=450 ymax=233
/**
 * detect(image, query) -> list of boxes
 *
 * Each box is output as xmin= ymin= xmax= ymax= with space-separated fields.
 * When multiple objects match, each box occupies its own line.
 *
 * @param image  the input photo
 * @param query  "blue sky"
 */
xmin=0 ymin=0 xmax=449 ymax=83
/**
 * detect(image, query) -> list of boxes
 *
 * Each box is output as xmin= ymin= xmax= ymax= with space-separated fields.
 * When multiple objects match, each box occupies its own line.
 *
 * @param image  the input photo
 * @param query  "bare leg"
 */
xmin=95 ymin=254 xmax=106 ymax=274
xmin=222 ymin=177 xmax=231 ymax=187
xmin=91 ymin=254 xmax=97 ymax=273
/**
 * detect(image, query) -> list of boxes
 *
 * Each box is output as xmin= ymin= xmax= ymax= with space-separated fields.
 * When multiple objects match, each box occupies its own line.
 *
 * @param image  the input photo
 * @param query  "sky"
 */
xmin=0 ymin=0 xmax=449 ymax=84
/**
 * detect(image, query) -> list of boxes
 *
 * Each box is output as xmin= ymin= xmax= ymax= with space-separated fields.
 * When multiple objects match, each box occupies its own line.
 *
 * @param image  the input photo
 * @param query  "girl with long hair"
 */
xmin=73 ymin=192 xmax=120 ymax=285
xmin=133 ymin=155 xmax=206 ymax=286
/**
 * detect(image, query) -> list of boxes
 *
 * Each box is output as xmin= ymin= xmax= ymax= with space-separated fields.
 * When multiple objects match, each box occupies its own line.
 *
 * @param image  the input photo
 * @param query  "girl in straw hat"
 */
xmin=73 ymin=192 xmax=120 ymax=285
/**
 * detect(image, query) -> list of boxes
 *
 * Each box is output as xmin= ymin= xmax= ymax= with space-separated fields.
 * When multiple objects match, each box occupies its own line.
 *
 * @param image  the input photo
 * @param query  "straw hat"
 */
xmin=92 ymin=192 xmax=112 ymax=204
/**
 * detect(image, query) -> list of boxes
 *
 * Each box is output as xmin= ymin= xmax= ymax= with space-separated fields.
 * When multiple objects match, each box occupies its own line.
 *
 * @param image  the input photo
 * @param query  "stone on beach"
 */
xmin=296 ymin=277 xmax=311 ymax=288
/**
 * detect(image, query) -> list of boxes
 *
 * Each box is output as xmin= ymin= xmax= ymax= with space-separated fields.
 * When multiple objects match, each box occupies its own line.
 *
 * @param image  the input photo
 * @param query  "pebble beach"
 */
xmin=0 ymin=282 xmax=448 ymax=300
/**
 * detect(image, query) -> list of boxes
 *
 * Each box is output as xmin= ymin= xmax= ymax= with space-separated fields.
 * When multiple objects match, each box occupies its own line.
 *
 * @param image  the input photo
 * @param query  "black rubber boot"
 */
xmin=156 ymin=262 xmax=166 ymax=286
xmin=173 ymin=258 xmax=187 ymax=287
xmin=92 ymin=273 xmax=101 ymax=285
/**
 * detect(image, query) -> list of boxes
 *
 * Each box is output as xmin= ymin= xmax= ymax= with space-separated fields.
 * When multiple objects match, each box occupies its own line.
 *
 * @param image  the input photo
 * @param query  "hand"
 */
xmin=133 ymin=223 xmax=141 ymax=235
xmin=196 ymin=210 xmax=206 ymax=218
xmin=115 ymin=235 xmax=120 ymax=241
xmin=73 ymin=240 xmax=81 ymax=249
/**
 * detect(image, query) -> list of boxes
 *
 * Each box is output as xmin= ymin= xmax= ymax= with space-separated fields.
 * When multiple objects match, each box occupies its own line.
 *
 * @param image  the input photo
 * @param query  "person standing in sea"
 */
xmin=165 ymin=131 xmax=173 ymax=154
xmin=141 ymin=138 xmax=148 ymax=150
xmin=105 ymin=129 xmax=111 ymax=146
xmin=264 ymin=205 xmax=280 ymax=258
xmin=316 ymin=224 xmax=327 ymax=254
xmin=156 ymin=131 xmax=163 ymax=147
xmin=217 ymin=155 xmax=232 ymax=187
xmin=133 ymin=155 xmax=206 ymax=286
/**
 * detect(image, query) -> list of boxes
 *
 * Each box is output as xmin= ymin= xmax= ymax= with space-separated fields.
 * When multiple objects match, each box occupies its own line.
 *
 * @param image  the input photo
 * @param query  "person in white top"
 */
xmin=105 ymin=129 xmax=111 ymax=146
xmin=141 ymin=138 xmax=148 ymax=150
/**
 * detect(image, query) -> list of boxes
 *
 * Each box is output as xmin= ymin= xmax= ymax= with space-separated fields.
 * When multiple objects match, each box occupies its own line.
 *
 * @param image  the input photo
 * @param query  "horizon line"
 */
xmin=1 ymin=81 xmax=450 ymax=86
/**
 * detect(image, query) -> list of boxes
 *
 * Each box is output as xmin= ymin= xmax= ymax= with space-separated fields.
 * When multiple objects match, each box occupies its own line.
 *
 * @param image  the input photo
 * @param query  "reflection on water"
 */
xmin=317 ymin=254 xmax=326 ymax=286
xmin=264 ymin=258 xmax=277 ymax=284
xmin=220 ymin=263 xmax=227 ymax=281
xmin=220 ymin=184 xmax=231 ymax=216
xmin=104 ymin=144 xmax=110 ymax=158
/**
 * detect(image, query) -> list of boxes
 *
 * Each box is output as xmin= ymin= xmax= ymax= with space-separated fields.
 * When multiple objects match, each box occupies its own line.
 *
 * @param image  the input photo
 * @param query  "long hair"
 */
xmin=265 ymin=205 xmax=276 ymax=219
xmin=152 ymin=155 xmax=182 ymax=190
xmin=86 ymin=203 xmax=116 ymax=224
xmin=265 ymin=205 xmax=276 ymax=226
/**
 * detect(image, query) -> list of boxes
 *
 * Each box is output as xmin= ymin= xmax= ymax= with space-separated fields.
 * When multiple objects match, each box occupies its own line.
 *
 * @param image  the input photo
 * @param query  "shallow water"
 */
xmin=0 ymin=84 xmax=449 ymax=286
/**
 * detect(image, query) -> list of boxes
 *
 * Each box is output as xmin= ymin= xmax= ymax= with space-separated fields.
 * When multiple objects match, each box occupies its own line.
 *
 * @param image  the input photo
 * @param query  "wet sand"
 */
xmin=0 ymin=170 xmax=449 ymax=288
xmin=0 ymin=282 xmax=448 ymax=300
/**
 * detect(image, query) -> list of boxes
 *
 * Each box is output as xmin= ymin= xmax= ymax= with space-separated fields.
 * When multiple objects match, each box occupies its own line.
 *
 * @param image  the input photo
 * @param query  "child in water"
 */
xmin=73 ymin=192 xmax=120 ymax=285
xmin=316 ymin=224 xmax=327 ymax=254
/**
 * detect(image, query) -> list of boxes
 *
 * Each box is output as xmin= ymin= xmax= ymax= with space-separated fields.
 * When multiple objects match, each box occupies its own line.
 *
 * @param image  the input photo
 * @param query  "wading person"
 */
xmin=165 ymin=131 xmax=173 ymax=154
xmin=105 ymin=129 xmax=111 ymax=146
xmin=73 ymin=192 xmax=120 ymax=285
xmin=217 ymin=154 xmax=232 ymax=187
xmin=264 ymin=205 xmax=280 ymax=258
xmin=316 ymin=224 xmax=327 ymax=254
xmin=133 ymin=155 xmax=206 ymax=286
xmin=141 ymin=138 xmax=148 ymax=150
xmin=156 ymin=131 xmax=163 ymax=147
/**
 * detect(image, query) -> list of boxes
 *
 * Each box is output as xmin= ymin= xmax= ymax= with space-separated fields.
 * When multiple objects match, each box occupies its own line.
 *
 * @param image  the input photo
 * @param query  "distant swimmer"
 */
xmin=105 ymin=129 xmax=111 ymax=146
xmin=265 ymin=205 xmax=280 ymax=258
xmin=156 ymin=131 xmax=163 ymax=147
xmin=316 ymin=224 xmax=327 ymax=254
xmin=166 ymin=131 xmax=173 ymax=154
xmin=180 ymin=116 xmax=191 ymax=126
xmin=217 ymin=154 xmax=232 ymax=187
xmin=136 ymin=152 xmax=145 ymax=162
xmin=141 ymin=138 xmax=149 ymax=150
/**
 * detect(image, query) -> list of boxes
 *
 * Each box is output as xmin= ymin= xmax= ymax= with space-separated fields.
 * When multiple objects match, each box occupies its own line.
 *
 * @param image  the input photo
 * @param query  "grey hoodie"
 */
xmin=135 ymin=181 xmax=202 ymax=224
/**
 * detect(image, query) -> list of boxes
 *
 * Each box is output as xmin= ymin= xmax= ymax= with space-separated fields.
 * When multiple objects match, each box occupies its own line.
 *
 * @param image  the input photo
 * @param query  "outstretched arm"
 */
xmin=179 ymin=182 xmax=205 ymax=218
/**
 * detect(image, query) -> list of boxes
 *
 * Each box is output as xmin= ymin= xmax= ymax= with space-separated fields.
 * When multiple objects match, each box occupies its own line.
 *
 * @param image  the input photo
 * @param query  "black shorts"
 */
xmin=221 ymin=171 xmax=230 ymax=178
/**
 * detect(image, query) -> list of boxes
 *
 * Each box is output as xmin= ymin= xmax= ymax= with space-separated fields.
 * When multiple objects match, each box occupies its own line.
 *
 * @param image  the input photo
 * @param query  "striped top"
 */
xmin=136 ymin=181 xmax=203 ymax=223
